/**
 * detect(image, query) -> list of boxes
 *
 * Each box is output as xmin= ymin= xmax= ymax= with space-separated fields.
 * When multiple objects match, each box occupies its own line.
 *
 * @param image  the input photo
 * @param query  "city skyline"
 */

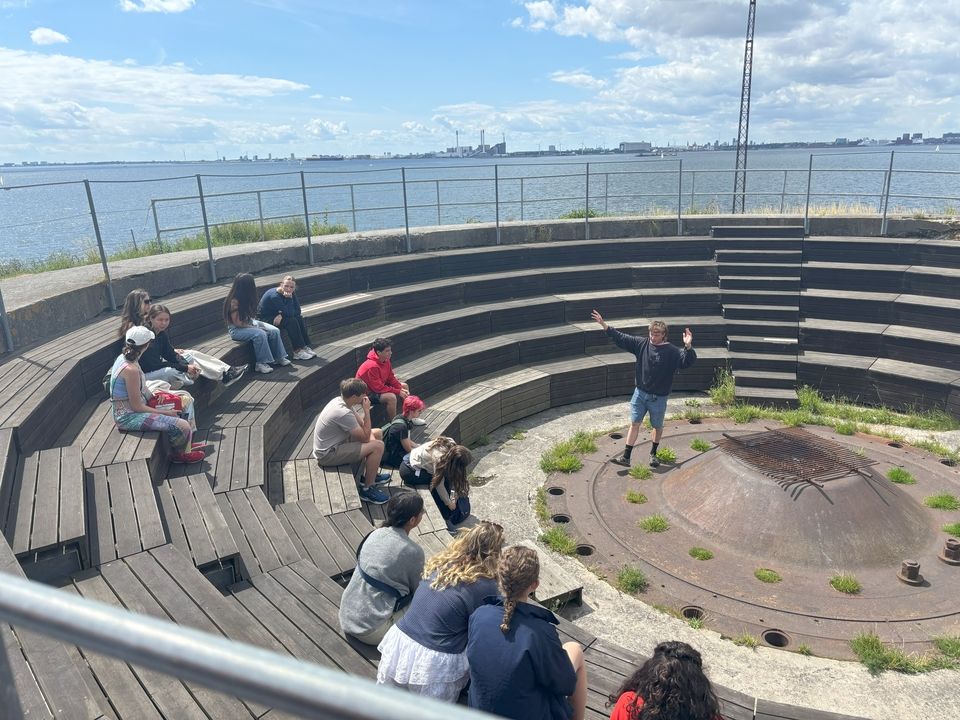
xmin=1 ymin=0 xmax=958 ymax=163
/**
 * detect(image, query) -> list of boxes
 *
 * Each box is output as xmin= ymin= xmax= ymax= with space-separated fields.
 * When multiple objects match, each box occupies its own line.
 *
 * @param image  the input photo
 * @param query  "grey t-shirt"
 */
xmin=338 ymin=526 xmax=425 ymax=637
xmin=313 ymin=396 xmax=359 ymax=457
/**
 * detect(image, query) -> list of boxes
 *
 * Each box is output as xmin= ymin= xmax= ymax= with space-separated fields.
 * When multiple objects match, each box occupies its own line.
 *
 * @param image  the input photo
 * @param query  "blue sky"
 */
xmin=1 ymin=0 xmax=957 ymax=161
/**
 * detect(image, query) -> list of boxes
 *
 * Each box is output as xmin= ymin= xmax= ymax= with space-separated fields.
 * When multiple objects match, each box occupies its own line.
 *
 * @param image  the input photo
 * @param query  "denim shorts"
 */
xmin=630 ymin=388 xmax=667 ymax=429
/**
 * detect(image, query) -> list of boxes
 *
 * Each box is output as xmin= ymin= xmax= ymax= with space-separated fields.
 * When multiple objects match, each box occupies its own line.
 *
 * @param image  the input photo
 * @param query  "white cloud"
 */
xmin=30 ymin=27 xmax=69 ymax=45
xmin=304 ymin=119 xmax=348 ymax=138
xmin=119 ymin=0 xmax=195 ymax=13
xmin=550 ymin=69 xmax=606 ymax=90
xmin=521 ymin=1 xmax=558 ymax=30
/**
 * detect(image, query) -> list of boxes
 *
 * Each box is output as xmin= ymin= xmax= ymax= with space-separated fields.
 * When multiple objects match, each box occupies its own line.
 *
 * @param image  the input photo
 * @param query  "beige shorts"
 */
xmin=316 ymin=442 xmax=363 ymax=466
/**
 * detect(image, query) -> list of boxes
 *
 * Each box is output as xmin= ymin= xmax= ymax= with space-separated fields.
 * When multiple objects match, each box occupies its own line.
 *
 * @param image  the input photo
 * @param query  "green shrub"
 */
xmin=690 ymin=438 xmax=711 ymax=452
xmin=710 ymin=368 xmax=735 ymax=406
xmin=559 ymin=208 xmax=602 ymax=219
xmin=637 ymin=514 xmax=669 ymax=533
xmin=539 ymin=526 xmax=577 ymax=555
xmin=796 ymin=385 xmax=825 ymax=413
xmin=754 ymin=568 xmax=782 ymax=584
xmin=616 ymin=566 xmax=648 ymax=594
xmin=924 ymin=493 xmax=960 ymax=510
xmin=625 ymin=490 xmax=648 ymax=504
xmin=628 ymin=465 xmax=653 ymax=480
xmin=830 ymin=573 xmax=862 ymax=594
xmin=886 ymin=467 xmax=916 ymax=485
xmin=655 ymin=446 xmax=677 ymax=463
xmin=688 ymin=547 xmax=714 ymax=561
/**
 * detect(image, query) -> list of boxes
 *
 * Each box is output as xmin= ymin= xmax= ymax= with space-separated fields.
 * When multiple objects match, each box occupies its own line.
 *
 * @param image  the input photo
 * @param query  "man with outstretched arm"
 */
xmin=591 ymin=309 xmax=696 ymax=468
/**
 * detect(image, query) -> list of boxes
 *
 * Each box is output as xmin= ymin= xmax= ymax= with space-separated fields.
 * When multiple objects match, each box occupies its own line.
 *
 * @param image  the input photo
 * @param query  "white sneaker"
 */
xmin=304 ymin=348 xmax=317 ymax=358
xmin=276 ymin=357 xmax=292 ymax=366
xmin=293 ymin=349 xmax=312 ymax=360
xmin=255 ymin=363 xmax=273 ymax=374
xmin=410 ymin=417 xmax=427 ymax=426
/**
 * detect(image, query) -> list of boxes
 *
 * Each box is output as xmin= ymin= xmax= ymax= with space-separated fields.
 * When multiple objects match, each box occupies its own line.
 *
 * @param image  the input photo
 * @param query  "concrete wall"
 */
xmin=0 ymin=215 xmax=953 ymax=353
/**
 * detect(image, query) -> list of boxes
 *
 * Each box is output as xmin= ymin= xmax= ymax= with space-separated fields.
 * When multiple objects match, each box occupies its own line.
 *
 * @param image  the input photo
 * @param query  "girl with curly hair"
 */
xmin=466 ymin=545 xmax=588 ymax=720
xmin=377 ymin=520 xmax=505 ymax=700
xmin=607 ymin=641 xmax=720 ymax=720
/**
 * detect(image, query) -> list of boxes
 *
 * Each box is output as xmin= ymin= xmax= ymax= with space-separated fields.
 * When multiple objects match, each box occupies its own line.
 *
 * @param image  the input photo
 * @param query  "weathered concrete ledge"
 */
xmin=0 ymin=214 xmax=952 ymax=353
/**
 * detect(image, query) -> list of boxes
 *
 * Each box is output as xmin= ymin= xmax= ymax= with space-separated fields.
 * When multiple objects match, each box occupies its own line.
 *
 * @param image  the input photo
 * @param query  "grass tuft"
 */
xmin=655 ymin=446 xmax=677 ymax=463
xmin=834 ymin=421 xmax=857 ymax=436
xmin=851 ymin=632 xmax=955 ymax=674
xmin=616 ymin=566 xmax=648 ymax=594
xmin=625 ymin=490 xmax=648 ymax=504
xmin=942 ymin=522 xmax=960 ymax=537
xmin=710 ymin=368 xmax=735 ymax=406
xmin=652 ymin=604 xmax=682 ymax=619
xmin=510 ymin=430 xmax=527 ymax=441
xmin=830 ymin=573 xmax=862 ymax=594
xmin=534 ymin=487 xmax=550 ymax=523
xmin=628 ymin=465 xmax=653 ymax=480
xmin=797 ymin=644 xmax=813 ymax=656
xmin=687 ymin=616 xmax=705 ymax=630
xmin=754 ymin=568 xmax=782 ymax=584
xmin=886 ymin=467 xmax=916 ymax=485
xmin=690 ymin=438 xmax=711 ymax=452
xmin=539 ymin=431 xmax=599 ymax=474
xmin=934 ymin=636 xmax=960 ymax=659
xmin=732 ymin=633 xmax=759 ymax=649
xmin=688 ymin=547 xmax=714 ymax=561
xmin=637 ymin=514 xmax=669 ymax=533
xmin=924 ymin=493 xmax=960 ymax=510
xmin=539 ymin=526 xmax=577 ymax=555
xmin=730 ymin=404 xmax=763 ymax=424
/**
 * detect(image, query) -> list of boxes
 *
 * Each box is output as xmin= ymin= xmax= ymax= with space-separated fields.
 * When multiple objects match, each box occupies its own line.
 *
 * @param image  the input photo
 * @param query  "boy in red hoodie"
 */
xmin=356 ymin=338 xmax=421 ymax=422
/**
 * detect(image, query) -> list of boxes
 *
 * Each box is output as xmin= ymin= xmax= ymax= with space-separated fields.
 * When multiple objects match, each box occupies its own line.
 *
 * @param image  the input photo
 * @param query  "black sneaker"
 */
xmin=222 ymin=365 xmax=247 ymax=386
xmin=611 ymin=453 xmax=631 ymax=467
xmin=649 ymin=455 xmax=660 ymax=468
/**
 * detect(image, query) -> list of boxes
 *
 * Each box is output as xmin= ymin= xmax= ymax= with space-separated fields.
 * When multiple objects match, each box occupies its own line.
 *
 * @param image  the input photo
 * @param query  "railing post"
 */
xmin=520 ymin=177 xmax=525 ymax=221
xmin=880 ymin=150 xmax=895 ymax=237
xmin=349 ymin=184 xmax=357 ymax=232
xmin=435 ymin=179 xmax=441 ymax=226
xmin=150 ymin=199 xmax=164 ymax=252
xmin=195 ymin=175 xmax=217 ymax=283
xmin=300 ymin=171 xmax=314 ymax=264
xmin=494 ymin=165 xmax=501 ymax=245
xmin=604 ymin=173 xmax=609 ymax=214
xmin=401 ymin=167 xmax=411 ymax=253
xmin=83 ymin=180 xmax=117 ymax=309
xmin=803 ymin=155 xmax=814 ymax=235
xmin=689 ymin=170 xmax=696 ymax=212
xmin=584 ymin=163 xmax=590 ymax=240
xmin=676 ymin=159 xmax=683 ymax=236
xmin=256 ymin=191 xmax=265 ymax=242
xmin=780 ymin=170 xmax=788 ymax=214
xmin=0 ymin=287 xmax=15 ymax=353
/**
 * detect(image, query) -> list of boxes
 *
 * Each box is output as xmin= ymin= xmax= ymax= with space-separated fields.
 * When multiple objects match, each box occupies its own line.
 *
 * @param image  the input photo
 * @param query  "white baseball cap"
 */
xmin=125 ymin=325 xmax=155 ymax=346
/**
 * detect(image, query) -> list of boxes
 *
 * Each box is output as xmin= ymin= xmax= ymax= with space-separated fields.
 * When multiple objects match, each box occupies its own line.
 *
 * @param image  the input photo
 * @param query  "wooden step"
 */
xmin=720 ymin=289 xmax=801 ymax=306
xmin=734 ymin=386 xmax=799 ymax=408
xmin=727 ymin=336 xmax=799 ymax=355
xmin=715 ymin=249 xmax=803 ymax=263
xmin=720 ymin=276 xmax=801 ymax=291
xmin=717 ymin=263 xmax=801 ymax=277
xmin=715 ymin=237 xmax=804 ymax=250
xmin=734 ymin=370 xmax=798 ymax=389
xmin=729 ymin=352 xmax=798 ymax=372
xmin=724 ymin=319 xmax=798 ymax=338
xmin=712 ymin=225 xmax=805 ymax=239
xmin=723 ymin=305 xmax=800 ymax=322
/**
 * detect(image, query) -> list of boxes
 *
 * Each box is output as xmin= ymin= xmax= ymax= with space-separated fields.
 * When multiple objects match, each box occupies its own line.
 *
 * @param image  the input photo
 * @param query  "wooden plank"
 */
xmin=26 ymin=448 xmax=61 ymax=549
xmin=106 ymin=463 xmax=140 ymax=560
xmin=0 ymin=622 xmax=56 ymax=720
xmin=7 ymin=453 xmax=38 ymax=554
xmin=57 ymin=446 xmax=86 ymax=549
xmin=266 ymin=461 xmax=284 ymax=507
xmin=275 ymin=502 xmax=346 ymax=578
xmin=128 ymin=459 xmax=165 ymax=553
xmin=86 ymin=467 xmax=117 ymax=566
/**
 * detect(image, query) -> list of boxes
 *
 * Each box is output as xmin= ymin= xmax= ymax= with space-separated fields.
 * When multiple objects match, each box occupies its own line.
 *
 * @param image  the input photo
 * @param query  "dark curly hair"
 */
xmin=607 ymin=641 xmax=719 ymax=720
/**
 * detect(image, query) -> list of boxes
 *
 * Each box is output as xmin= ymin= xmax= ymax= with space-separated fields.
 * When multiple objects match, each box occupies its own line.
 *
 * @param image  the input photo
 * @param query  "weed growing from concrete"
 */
xmin=533 ymin=487 xmax=550 ymax=524
xmin=616 ymin=566 xmax=648 ymax=594
xmin=835 ymin=421 xmax=857 ymax=436
xmin=510 ymin=430 xmax=527 ymax=441
xmin=887 ymin=467 xmax=916 ymax=485
xmin=628 ymin=465 xmax=653 ymax=480
xmin=797 ymin=644 xmax=813 ymax=656
xmin=690 ymin=438 xmax=711 ymax=452
xmin=732 ymin=633 xmax=759 ymax=649
xmin=924 ymin=493 xmax=960 ymax=510
xmin=688 ymin=547 xmax=714 ymax=561
xmin=539 ymin=526 xmax=577 ymax=555
xmin=942 ymin=522 xmax=960 ymax=537
xmin=625 ymin=490 xmax=647 ymax=504
xmin=655 ymin=446 xmax=677 ymax=463
xmin=851 ymin=632 xmax=956 ymax=674
xmin=754 ymin=568 xmax=782 ymax=584
xmin=687 ymin=616 xmax=705 ymax=630
xmin=710 ymin=368 xmax=735 ymax=407
xmin=539 ymin=431 xmax=600 ymax=474
xmin=934 ymin=636 xmax=960 ymax=659
xmin=637 ymin=514 xmax=669 ymax=533
xmin=830 ymin=573 xmax=862 ymax=594
xmin=652 ymin=604 xmax=682 ymax=618
xmin=730 ymin=404 xmax=763 ymax=423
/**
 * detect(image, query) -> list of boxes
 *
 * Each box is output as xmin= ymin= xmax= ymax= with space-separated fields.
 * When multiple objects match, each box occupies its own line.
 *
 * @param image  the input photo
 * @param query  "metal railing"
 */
xmin=0 ymin=570 xmax=495 ymax=719
xmin=0 ymin=150 xmax=957 ymax=353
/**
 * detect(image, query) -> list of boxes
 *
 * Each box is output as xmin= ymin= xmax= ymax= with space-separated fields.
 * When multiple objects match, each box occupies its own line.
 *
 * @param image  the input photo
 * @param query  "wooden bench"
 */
xmin=155 ymin=472 xmax=241 ymax=591
xmin=267 ymin=458 xmax=361 ymax=514
xmin=275 ymin=500 xmax=357 ymax=579
xmin=86 ymin=459 xmax=166 ymax=566
xmin=1 ymin=445 xmax=86 ymax=583
xmin=216 ymin=487 xmax=302 ymax=579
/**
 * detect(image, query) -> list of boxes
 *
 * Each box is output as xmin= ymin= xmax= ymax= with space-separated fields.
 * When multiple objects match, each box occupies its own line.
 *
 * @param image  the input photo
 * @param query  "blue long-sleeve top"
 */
xmin=396 ymin=575 xmax=497 ymax=654
xmin=605 ymin=326 xmax=696 ymax=396
xmin=256 ymin=287 xmax=302 ymax=322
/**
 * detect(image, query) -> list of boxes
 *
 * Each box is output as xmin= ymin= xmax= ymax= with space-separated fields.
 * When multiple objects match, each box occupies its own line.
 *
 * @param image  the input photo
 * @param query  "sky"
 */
xmin=1 ymin=0 xmax=958 ymax=162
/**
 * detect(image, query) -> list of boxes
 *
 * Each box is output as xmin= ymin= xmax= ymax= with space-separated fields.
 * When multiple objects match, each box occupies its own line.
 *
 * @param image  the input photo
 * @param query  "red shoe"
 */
xmin=170 ymin=450 xmax=205 ymax=464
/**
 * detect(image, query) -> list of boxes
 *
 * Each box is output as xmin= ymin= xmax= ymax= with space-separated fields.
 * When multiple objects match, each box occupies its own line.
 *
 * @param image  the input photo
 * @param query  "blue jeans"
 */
xmin=630 ymin=388 xmax=667 ymax=429
xmin=228 ymin=320 xmax=286 ymax=365
xmin=144 ymin=366 xmax=192 ymax=388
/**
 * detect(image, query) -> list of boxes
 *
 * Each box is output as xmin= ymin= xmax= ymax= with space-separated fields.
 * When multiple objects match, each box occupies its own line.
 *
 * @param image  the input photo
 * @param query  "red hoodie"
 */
xmin=355 ymin=348 xmax=402 ymax=394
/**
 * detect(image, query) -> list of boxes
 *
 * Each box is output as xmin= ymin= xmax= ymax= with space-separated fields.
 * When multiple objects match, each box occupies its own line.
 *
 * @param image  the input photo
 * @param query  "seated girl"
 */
xmin=223 ymin=273 xmax=290 ymax=374
xmin=429 ymin=444 xmax=473 ymax=528
xmin=466 ymin=545 xmax=588 ymax=720
xmin=257 ymin=275 xmax=316 ymax=360
xmin=381 ymin=395 xmax=425 ymax=469
xmin=141 ymin=304 xmax=246 ymax=388
xmin=377 ymin=520 xmax=504 ymax=700
xmin=109 ymin=326 xmax=204 ymax=464
xmin=338 ymin=492 xmax=425 ymax=645
xmin=117 ymin=288 xmax=151 ymax=345
xmin=607 ymin=641 xmax=720 ymax=720
xmin=399 ymin=435 xmax=456 ymax=487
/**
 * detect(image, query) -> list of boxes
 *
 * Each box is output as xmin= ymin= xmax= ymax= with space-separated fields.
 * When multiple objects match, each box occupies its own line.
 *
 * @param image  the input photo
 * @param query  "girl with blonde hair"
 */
xmin=376 ymin=521 xmax=505 ymax=700
xmin=466 ymin=545 xmax=588 ymax=720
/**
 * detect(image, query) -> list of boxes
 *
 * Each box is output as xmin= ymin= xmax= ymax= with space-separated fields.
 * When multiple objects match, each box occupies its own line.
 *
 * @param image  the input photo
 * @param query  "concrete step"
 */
xmin=519 ymin=539 xmax=583 ymax=608
xmin=715 ymin=249 xmax=803 ymax=264
xmin=728 ymin=335 xmax=799 ymax=354
xmin=720 ymin=276 xmax=801 ymax=292
xmin=712 ymin=225 xmax=805 ymax=239
xmin=717 ymin=263 xmax=801 ymax=278
xmin=720 ymin=289 xmax=801 ymax=306
xmin=734 ymin=385 xmax=799 ymax=408
xmin=723 ymin=304 xmax=800 ymax=322
xmin=729 ymin=351 xmax=798 ymax=372
xmin=734 ymin=370 xmax=798 ymax=389
xmin=723 ymin=319 xmax=798 ymax=338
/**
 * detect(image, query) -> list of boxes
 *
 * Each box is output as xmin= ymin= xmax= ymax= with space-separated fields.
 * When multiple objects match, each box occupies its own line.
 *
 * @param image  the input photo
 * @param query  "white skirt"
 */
xmin=377 ymin=625 xmax=470 ymax=701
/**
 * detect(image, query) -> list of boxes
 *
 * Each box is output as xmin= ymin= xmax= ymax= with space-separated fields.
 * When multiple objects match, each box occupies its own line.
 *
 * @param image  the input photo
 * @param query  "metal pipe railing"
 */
xmin=0 ymin=571 xmax=496 ymax=720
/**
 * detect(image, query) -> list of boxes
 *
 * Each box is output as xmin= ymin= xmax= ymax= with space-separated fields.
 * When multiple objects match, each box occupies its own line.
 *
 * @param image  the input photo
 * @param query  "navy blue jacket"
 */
xmin=396 ymin=576 xmax=497 ymax=654
xmin=605 ymin=326 xmax=696 ymax=396
xmin=467 ymin=598 xmax=576 ymax=720
xmin=257 ymin=287 xmax=302 ymax=322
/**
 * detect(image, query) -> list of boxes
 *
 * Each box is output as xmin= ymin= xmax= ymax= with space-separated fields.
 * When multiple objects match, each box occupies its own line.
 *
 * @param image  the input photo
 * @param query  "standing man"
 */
xmin=314 ymin=378 xmax=390 ymax=504
xmin=591 ymin=310 xmax=695 ymax=468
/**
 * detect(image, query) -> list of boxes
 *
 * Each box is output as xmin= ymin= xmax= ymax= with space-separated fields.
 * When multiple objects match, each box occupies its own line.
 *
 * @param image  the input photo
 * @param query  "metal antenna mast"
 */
xmin=732 ymin=0 xmax=757 ymax=213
